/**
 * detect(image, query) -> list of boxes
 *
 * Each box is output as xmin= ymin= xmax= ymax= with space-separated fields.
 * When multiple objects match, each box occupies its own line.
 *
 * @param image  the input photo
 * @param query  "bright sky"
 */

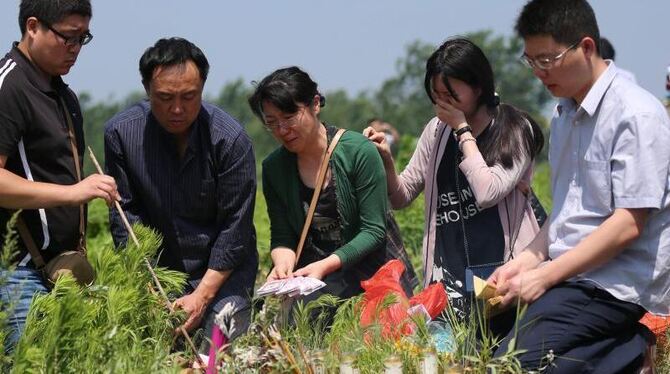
xmin=2 ymin=0 xmax=668 ymax=102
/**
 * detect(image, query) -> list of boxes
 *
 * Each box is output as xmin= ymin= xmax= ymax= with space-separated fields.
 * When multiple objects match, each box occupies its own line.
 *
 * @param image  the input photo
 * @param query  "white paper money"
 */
xmin=256 ymin=276 xmax=326 ymax=297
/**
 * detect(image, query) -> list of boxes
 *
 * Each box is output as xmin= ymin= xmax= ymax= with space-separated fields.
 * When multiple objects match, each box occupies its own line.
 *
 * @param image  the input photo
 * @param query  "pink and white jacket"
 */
xmin=388 ymin=117 xmax=542 ymax=288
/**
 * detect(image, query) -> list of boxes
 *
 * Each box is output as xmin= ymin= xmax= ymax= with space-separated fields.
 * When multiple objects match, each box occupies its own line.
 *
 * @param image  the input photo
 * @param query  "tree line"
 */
xmin=80 ymin=31 xmax=552 ymax=175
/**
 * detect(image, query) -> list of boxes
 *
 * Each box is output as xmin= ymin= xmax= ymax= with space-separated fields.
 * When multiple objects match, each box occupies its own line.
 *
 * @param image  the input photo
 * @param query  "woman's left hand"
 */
xmin=434 ymin=97 xmax=467 ymax=130
xmin=292 ymin=254 xmax=342 ymax=280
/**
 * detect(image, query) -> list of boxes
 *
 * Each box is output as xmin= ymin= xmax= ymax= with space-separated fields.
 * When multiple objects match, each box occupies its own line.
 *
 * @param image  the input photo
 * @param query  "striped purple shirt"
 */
xmin=104 ymin=100 xmax=258 ymax=293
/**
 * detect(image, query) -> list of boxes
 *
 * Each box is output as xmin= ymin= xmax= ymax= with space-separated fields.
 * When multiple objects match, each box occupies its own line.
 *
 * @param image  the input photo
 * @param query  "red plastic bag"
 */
xmin=360 ymin=258 xmax=407 ymax=301
xmin=359 ymin=260 xmax=409 ymax=338
xmin=359 ymin=259 xmax=447 ymax=339
xmin=410 ymin=282 xmax=448 ymax=319
xmin=640 ymin=312 xmax=670 ymax=349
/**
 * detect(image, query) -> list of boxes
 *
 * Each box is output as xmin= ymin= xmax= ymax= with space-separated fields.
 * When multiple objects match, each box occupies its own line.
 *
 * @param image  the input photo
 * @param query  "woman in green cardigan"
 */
xmin=249 ymin=66 xmax=416 ymax=300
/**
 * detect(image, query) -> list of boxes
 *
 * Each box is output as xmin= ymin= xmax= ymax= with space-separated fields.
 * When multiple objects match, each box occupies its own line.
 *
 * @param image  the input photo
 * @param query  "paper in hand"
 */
xmin=473 ymin=275 xmax=505 ymax=316
xmin=256 ymin=276 xmax=326 ymax=298
xmin=256 ymin=279 xmax=288 ymax=297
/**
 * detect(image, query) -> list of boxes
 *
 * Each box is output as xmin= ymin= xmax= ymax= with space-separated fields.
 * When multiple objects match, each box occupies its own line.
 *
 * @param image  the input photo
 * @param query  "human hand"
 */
xmin=173 ymin=292 xmax=209 ymax=332
xmin=268 ymin=247 xmax=296 ymax=281
xmin=433 ymin=98 xmax=467 ymax=130
xmin=68 ymin=174 xmax=120 ymax=206
xmin=267 ymin=264 xmax=294 ymax=281
xmin=488 ymin=250 xmax=542 ymax=289
xmin=489 ymin=259 xmax=525 ymax=291
xmin=496 ymin=267 xmax=553 ymax=307
xmin=362 ymin=126 xmax=393 ymax=162
xmin=292 ymin=255 xmax=341 ymax=280
xmin=292 ymin=261 xmax=329 ymax=280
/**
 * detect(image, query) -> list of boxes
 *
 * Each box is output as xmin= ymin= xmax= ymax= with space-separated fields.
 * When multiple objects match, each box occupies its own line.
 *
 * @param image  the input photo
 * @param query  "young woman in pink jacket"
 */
xmin=364 ymin=38 xmax=545 ymax=336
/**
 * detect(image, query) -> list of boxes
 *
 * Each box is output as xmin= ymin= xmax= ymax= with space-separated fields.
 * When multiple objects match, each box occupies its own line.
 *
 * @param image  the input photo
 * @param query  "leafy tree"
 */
xmin=76 ymin=30 xmax=553 ymax=174
xmin=319 ymin=89 xmax=376 ymax=132
xmin=467 ymin=30 xmax=552 ymax=121
xmin=80 ymin=91 xmax=144 ymax=175
xmin=371 ymin=31 xmax=552 ymax=138
xmin=211 ymin=80 xmax=379 ymax=162
xmin=372 ymin=40 xmax=436 ymax=135
xmin=212 ymin=78 xmax=276 ymax=164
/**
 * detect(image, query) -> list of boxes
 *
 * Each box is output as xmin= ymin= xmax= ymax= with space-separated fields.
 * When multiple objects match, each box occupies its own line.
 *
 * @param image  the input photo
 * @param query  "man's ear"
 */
xmin=23 ymin=17 xmax=40 ymax=41
xmin=581 ymin=37 xmax=598 ymax=59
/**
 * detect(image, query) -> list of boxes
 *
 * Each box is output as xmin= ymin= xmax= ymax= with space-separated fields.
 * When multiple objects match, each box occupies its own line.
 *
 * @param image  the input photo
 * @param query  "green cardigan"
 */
xmin=262 ymin=129 xmax=388 ymax=269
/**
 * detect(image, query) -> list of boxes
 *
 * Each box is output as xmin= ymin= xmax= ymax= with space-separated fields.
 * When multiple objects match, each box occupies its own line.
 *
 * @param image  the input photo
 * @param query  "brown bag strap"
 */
xmin=58 ymin=95 xmax=86 ymax=253
xmin=16 ymin=216 xmax=46 ymax=269
xmin=293 ymin=128 xmax=346 ymax=268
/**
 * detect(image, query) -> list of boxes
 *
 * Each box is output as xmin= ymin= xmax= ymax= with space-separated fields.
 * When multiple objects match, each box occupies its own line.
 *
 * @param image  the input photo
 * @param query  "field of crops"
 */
xmin=1 ymin=136 xmax=667 ymax=372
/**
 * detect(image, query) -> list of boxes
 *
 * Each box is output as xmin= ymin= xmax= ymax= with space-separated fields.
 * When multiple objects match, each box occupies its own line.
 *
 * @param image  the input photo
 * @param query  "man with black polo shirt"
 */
xmin=0 ymin=0 xmax=119 ymax=351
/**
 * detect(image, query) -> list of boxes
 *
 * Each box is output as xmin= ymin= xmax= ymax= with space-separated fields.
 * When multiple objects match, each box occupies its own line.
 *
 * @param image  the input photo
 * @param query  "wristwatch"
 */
xmin=454 ymin=125 xmax=472 ymax=139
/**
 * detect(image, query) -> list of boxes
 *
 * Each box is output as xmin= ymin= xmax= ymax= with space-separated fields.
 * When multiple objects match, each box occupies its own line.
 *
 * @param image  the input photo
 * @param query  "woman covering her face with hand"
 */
xmin=364 ymin=38 xmax=545 ymax=334
xmin=250 ymin=66 xmax=417 ymax=304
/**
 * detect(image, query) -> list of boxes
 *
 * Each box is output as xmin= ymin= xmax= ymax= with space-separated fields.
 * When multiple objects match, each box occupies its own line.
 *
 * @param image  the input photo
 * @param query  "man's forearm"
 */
xmin=539 ymin=208 xmax=648 ymax=286
xmin=193 ymin=268 xmax=232 ymax=303
xmin=0 ymin=168 xmax=74 ymax=209
xmin=523 ymin=220 xmax=550 ymax=264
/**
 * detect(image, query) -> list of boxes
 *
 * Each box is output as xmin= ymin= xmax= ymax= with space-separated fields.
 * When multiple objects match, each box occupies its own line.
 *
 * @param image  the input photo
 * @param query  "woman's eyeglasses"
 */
xmin=263 ymin=108 xmax=306 ymax=132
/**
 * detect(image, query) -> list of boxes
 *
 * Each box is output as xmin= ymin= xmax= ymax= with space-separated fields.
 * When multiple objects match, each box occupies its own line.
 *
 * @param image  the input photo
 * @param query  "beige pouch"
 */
xmin=43 ymin=250 xmax=95 ymax=286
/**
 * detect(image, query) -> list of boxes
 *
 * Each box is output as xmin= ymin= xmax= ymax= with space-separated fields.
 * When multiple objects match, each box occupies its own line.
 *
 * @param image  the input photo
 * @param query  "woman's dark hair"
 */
xmin=139 ymin=37 xmax=209 ymax=89
xmin=515 ymin=0 xmax=600 ymax=52
xmin=425 ymin=38 xmax=543 ymax=169
xmin=19 ymin=0 xmax=92 ymax=35
xmin=248 ymin=66 xmax=325 ymax=120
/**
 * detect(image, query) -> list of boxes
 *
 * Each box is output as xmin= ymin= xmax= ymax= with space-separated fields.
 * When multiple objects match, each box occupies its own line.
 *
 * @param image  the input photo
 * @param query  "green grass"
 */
xmin=68 ymin=151 xmax=552 ymax=373
xmin=531 ymin=161 xmax=552 ymax=214
xmin=5 ymin=145 xmax=667 ymax=372
xmin=11 ymin=225 xmax=188 ymax=373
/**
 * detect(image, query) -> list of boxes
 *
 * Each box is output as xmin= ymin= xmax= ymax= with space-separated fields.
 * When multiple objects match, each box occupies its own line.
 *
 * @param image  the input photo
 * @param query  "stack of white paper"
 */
xmin=256 ymin=276 xmax=326 ymax=298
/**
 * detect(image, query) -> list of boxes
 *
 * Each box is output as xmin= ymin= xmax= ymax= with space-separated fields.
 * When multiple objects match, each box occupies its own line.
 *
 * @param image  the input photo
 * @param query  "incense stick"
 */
xmin=87 ymin=146 xmax=204 ymax=367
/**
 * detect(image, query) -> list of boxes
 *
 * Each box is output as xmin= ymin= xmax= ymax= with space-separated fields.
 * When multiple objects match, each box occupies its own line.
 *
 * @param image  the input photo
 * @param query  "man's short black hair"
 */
xmin=19 ymin=0 xmax=92 ymax=35
xmin=599 ymin=37 xmax=615 ymax=60
xmin=139 ymin=37 xmax=210 ymax=89
xmin=515 ymin=0 xmax=600 ymax=52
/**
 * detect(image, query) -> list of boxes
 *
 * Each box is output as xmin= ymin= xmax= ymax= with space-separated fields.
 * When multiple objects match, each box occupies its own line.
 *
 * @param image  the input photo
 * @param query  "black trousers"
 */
xmin=494 ymin=281 xmax=652 ymax=373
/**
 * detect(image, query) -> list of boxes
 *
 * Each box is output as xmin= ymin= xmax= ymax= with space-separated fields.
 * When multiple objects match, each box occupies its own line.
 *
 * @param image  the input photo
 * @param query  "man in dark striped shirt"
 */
xmin=104 ymin=38 xmax=258 ymax=345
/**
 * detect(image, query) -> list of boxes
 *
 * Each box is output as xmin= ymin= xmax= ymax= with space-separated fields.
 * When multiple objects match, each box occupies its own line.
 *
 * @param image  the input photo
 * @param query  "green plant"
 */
xmin=443 ymin=301 xmax=527 ymax=373
xmin=292 ymin=294 xmax=342 ymax=350
xmin=0 ymin=134 xmax=556 ymax=372
xmin=531 ymin=162 xmax=552 ymax=214
xmin=215 ymin=291 xmax=533 ymax=373
xmin=392 ymin=134 xmax=427 ymax=287
xmin=11 ymin=225 xmax=188 ymax=373
xmin=253 ymin=189 xmax=272 ymax=286
xmin=0 ymin=213 xmax=20 ymax=371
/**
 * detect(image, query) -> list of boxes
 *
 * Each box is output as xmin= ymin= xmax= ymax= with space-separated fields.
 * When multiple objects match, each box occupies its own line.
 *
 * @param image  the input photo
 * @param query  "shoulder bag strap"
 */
xmin=16 ymin=216 xmax=46 ymax=269
xmin=293 ymin=128 xmax=346 ymax=268
xmin=58 ymin=95 xmax=86 ymax=253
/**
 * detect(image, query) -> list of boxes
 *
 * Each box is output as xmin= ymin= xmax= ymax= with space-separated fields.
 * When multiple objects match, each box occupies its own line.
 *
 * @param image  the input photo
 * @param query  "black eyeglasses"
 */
xmin=41 ymin=20 xmax=93 ymax=46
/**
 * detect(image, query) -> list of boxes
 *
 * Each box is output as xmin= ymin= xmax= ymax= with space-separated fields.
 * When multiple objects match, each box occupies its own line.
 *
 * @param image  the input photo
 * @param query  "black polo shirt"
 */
xmin=0 ymin=43 xmax=85 ymax=266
